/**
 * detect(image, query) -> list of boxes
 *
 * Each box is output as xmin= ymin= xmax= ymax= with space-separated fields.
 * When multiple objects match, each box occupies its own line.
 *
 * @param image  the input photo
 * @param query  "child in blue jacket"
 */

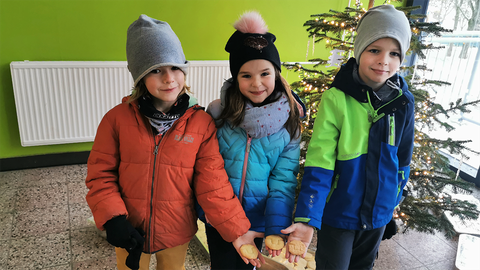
xmin=282 ymin=5 xmax=415 ymax=270
xmin=199 ymin=11 xmax=304 ymax=270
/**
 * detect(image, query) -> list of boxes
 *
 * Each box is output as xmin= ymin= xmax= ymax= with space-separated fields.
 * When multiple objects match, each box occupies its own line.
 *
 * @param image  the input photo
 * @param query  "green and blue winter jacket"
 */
xmin=295 ymin=58 xmax=415 ymax=231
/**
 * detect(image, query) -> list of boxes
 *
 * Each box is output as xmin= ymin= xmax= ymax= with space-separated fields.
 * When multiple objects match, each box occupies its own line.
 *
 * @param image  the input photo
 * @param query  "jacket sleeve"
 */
xmin=85 ymin=111 xmax=128 ymax=230
xmin=396 ymin=90 xmax=415 ymax=206
xmin=194 ymin=118 xmax=251 ymax=242
xmin=264 ymin=135 xmax=300 ymax=236
xmin=294 ymin=89 xmax=339 ymax=229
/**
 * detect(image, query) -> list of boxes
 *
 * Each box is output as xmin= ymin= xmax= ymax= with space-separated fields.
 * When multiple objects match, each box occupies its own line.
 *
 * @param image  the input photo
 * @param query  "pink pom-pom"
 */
xmin=233 ymin=11 xmax=268 ymax=34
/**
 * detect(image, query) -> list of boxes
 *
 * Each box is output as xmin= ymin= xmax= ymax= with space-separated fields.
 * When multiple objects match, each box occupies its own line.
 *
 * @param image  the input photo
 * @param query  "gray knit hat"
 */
xmin=126 ymin=14 xmax=188 ymax=87
xmin=354 ymin=5 xmax=411 ymax=65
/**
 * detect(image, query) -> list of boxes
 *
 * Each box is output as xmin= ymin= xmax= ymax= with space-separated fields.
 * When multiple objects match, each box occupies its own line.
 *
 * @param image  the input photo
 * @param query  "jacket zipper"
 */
xmin=142 ymin=106 xmax=195 ymax=252
xmin=238 ymin=136 xmax=252 ymax=204
xmin=147 ymin=135 xmax=161 ymax=252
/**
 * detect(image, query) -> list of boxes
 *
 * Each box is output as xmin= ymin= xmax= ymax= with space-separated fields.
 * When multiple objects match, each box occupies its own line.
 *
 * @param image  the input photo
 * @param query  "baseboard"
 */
xmin=0 ymin=151 xmax=90 ymax=172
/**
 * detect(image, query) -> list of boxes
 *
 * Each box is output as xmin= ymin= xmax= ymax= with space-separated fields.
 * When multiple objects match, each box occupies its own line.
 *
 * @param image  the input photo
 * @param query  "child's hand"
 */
xmin=281 ymin=223 xmax=314 ymax=263
xmin=232 ymin=230 xmax=265 ymax=267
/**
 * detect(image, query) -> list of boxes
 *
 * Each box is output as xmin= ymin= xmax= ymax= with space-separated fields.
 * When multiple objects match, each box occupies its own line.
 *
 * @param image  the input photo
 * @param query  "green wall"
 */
xmin=0 ymin=0 xmax=366 ymax=159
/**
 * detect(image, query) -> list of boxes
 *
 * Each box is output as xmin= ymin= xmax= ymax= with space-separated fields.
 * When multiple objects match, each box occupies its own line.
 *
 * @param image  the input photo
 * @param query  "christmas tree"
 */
xmin=286 ymin=0 xmax=480 ymax=238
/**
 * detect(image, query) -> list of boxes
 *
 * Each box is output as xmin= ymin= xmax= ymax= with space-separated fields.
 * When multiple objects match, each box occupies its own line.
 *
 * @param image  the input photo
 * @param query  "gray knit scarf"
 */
xmin=240 ymin=92 xmax=290 ymax=138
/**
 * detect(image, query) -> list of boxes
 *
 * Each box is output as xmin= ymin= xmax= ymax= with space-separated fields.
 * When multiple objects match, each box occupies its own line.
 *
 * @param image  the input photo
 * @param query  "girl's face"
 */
xmin=358 ymin=37 xmax=402 ymax=91
xmin=237 ymin=59 xmax=276 ymax=105
xmin=143 ymin=66 xmax=185 ymax=112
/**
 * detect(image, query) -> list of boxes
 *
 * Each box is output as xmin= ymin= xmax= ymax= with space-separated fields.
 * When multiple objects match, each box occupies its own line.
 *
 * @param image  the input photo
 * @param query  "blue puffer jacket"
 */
xmin=214 ymin=121 xmax=300 ymax=236
xmin=295 ymin=58 xmax=415 ymax=231
xmin=198 ymin=80 xmax=301 ymax=236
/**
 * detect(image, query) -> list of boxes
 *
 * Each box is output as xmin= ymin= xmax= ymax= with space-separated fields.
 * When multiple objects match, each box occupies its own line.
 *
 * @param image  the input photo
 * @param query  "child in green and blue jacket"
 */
xmin=282 ymin=5 xmax=415 ymax=270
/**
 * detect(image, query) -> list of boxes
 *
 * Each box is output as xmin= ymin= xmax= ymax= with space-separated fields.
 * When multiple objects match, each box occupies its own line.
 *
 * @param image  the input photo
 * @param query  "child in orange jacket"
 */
xmin=86 ymin=14 xmax=257 ymax=270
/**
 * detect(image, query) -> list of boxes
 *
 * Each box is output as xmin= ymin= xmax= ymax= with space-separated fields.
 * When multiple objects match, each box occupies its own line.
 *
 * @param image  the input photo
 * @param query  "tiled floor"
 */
xmin=0 ymin=164 xmax=478 ymax=270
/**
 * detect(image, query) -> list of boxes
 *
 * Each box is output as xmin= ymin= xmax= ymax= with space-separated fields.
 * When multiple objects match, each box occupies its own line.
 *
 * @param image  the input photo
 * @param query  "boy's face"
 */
xmin=358 ymin=37 xmax=402 ymax=91
xmin=143 ymin=66 xmax=185 ymax=112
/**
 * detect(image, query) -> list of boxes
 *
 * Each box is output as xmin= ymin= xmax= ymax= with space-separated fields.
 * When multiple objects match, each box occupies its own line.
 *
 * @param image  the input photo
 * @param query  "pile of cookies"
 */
xmin=240 ymin=235 xmax=316 ymax=270
xmin=266 ymin=235 xmax=316 ymax=270
xmin=269 ymin=249 xmax=316 ymax=270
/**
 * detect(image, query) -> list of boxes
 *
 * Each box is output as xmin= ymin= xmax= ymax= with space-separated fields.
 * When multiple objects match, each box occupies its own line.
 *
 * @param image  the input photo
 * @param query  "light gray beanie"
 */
xmin=126 ymin=14 xmax=188 ymax=87
xmin=354 ymin=5 xmax=411 ymax=65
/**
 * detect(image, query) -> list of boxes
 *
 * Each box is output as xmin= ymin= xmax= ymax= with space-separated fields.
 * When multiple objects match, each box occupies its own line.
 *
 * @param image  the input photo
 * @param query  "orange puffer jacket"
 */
xmin=86 ymin=96 xmax=250 ymax=253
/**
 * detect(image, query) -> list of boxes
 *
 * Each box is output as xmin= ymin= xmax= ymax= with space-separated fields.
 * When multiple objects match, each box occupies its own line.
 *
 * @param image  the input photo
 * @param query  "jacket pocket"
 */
xmin=386 ymin=114 xmax=396 ymax=146
xmin=326 ymin=174 xmax=340 ymax=203
xmin=376 ymin=142 xmax=399 ymax=217
xmin=396 ymin=170 xmax=408 ymax=206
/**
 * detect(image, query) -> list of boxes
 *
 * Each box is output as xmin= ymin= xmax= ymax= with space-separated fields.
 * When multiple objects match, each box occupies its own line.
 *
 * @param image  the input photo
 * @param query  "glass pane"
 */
xmin=424 ymin=0 xmax=480 ymax=177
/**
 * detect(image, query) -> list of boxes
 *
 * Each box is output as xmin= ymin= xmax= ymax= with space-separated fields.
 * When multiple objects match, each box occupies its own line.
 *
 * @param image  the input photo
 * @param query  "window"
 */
xmin=410 ymin=0 xmax=480 ymax=183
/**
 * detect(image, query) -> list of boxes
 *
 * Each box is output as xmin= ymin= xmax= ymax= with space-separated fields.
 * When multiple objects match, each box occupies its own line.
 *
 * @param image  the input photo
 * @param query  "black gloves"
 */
xmin=103 ymin=215 xmax=145 ymax=270
xmin=382 ymin=218 xmax=398 ymax=240
xmin=104 ymin=215 xmax=142 ymax=248
xmin=125 ymin=228 xmax=145 ymax=270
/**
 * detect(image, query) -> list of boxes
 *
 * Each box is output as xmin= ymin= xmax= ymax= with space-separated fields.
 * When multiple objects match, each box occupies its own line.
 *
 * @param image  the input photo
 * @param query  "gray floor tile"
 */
xmin=15 ymin=166 xmax=67 ymax=187
xmin=189 ymin=239 xmax=211 ymax=270
xmin=7 ymin=232 xmax=71 ymax=269
xmin=149 ymin=255 xmax=157 ymax=270
xmin=65 ymin=164 xmax=88 ymax=183
xmin=70 ymin=227 xmax=115 ymax=263
xmin=425 ymin=258 xmax=457 ymax=270
xmin=68 ymin=181 xmax=88 ymax=204
xmin=0 ymin=212 xmax=14 ymax=240
xmin=46 ymin=264 xmax=73 ymax=270
xmin=374 ymin=237 xmax=424 ymax=270
xmin=185 ymin=248 xmax=200 ymax=270
xmin=435 ymin=231 xmax=461 ymax=250
xmin=12 ymin=204 xmax=70 ymax=238
xmin=73 ymin=255 xmax=118 ymax=270
xmin=0 ymin=187 xmax=17 ymax=213
xmin=394 ymin=230 xmax=457 ymax=266
xmin=0 ymin=242 xmax=8 ymax=270
xmin=12 ymin=204 xmax=69 ymax=238
xmin=69 ymin=203 xmax=94 ymax=230
xmin=15 ymin=183 xmax=68 ymax=211
xmin=0 ymin=171 xmax=21 ymax=189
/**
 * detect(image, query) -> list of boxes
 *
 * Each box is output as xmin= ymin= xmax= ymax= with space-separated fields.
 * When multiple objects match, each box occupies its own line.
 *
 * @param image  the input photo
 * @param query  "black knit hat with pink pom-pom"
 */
xmin=225 ymin=11 xmax=281 ymax=79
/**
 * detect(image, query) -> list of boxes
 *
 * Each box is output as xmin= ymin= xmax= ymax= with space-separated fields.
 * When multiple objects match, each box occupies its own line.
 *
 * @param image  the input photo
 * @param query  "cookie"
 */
xmin=296 ymin=257 xmax=308 ymax=269
xmin=304 ymin=252 xmax=314 ymax=261
xmin=240 ymin=244 xmax=258 ymax=259
xmin=265 ymin=235 xmax=285 ymax=250
xmin=287 ymin=240 xmax=306 ymax=256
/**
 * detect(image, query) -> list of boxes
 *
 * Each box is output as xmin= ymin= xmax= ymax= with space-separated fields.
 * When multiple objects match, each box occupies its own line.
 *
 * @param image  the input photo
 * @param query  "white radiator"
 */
xmin=10 ymin=60 xmax=230 ymax=146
